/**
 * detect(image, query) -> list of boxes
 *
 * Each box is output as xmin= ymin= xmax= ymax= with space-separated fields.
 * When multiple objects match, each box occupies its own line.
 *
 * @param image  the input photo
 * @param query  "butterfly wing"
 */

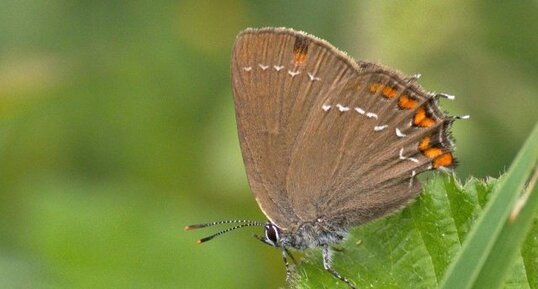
xmin=285 ymin=62 xmax=457 ymax=227
xmin=231 ymin=28 xmax=360 ymax=229
xmin=231 ymin=28 xmax=456 ymax=230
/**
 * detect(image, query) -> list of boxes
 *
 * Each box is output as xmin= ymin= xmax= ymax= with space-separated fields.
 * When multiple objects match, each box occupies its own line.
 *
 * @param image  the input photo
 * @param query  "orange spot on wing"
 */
xmin=424 ymin=147 xmax=443 ymax=159
xmin=419 ymin=136 xmax=431 ymax=151
xmin=294 ymin=52 xmax=307 ymax=64
xmin=418 ymin=118 xmax=436 ymax=127
xmin=399 ymin=95 xmax=417 ymax=109
xmin=413 ymin=106 xmax=436 ymax=127
xmin=293 ymin=36 xmax=310 ymax=65
xmin=413 ymin=107 xmax=426 ymax=124
xmin=382 ymin=87 xmax=398 ymax=98
xmin=369 ymin=83 xmax=382 ymax=93
xmin=433 ymin=153 xmax=453 ymax=168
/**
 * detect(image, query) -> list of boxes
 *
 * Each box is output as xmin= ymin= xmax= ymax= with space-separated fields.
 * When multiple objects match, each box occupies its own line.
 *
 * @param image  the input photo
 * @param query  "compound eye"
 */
xmin=264 ymin=224 xmax=280 ymax=246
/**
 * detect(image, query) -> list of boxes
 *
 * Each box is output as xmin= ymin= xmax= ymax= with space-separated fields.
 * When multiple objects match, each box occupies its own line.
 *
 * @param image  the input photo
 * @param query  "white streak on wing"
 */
xmin=258 ymin=64 xmax=269 ymax=70
xmin=322 ymin=104 xmax=331 ymax=112
xmin=288 ymin=70 xmax=300 ymax=77
xmin=243 ymin=66 xmax=252 ymax=71
xmin=354 ymin=107 xmax=365 ymax=115
xmin=407 ymin=157 xmax=419 ymax=163
xmin=399 ymin=148 xmax=406 ymax=160
xmin=273 ymin=65 xmax=284 ymax=71
xmin=409 ymin=170 xmax=417 ymax=187
xmin=336 ymin=104 xmax=350 ymax=112
xmin=307 ymin=72 xmax=321 ymax=81
xmin=399 ymin=148 xmax=419 ymax=163
xmin=366 ymin=112 xmax=378 ymax=119
xmin=374 ymin=125 xmax=388 ymax=131
xmin=395 ymin=128 xmax=406 ymax=137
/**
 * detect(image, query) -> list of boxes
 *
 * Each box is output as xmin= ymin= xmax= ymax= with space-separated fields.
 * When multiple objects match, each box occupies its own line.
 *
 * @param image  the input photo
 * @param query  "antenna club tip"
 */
xmin=196 ymin=240 xmax=203 ymax=244
xmin=185 ymin=224 xmax=205 ymax=230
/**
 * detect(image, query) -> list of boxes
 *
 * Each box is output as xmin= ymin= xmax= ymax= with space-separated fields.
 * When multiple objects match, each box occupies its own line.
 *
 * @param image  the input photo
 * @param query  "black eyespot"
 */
xmin=264 ymin=224 xmax=279 ymax=245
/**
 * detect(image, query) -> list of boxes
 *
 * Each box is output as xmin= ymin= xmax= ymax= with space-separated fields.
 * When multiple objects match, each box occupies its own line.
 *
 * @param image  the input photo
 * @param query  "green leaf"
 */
xmin=440 ymin=122 xmax=538 ymax=289
xmin=292 ymin=173 xmax=537 ymax=289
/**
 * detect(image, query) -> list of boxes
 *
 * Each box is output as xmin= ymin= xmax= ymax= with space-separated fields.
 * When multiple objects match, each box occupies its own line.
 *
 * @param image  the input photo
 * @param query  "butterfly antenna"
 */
xmin=194 ymin=223 xmax=264 ymax=244
xmin=184 ymin=219 xmax=263 ymax=230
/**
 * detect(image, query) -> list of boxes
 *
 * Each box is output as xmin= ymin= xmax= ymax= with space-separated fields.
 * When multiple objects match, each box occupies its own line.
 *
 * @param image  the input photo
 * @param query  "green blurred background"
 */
xmin=0 ymin=1 xmax=537 ymax=288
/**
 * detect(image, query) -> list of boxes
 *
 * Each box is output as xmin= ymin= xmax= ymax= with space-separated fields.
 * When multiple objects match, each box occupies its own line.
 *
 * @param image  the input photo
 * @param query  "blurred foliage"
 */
xmin=0 ymin=1 xmax=537 ymax=288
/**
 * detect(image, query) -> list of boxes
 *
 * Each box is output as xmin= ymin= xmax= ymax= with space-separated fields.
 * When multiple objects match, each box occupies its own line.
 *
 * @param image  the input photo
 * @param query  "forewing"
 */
xmin=231 ymin=28 xmax=359 ymax=230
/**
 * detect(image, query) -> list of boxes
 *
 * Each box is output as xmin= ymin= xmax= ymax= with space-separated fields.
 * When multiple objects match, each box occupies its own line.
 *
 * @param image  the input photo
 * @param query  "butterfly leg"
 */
xmin=281 ymin=247 xmax=293 ymax=282
xmin=284 ymin=247 xmax=297 ymax=264
xmin=322 ymin=245 xmax=357 ymax=289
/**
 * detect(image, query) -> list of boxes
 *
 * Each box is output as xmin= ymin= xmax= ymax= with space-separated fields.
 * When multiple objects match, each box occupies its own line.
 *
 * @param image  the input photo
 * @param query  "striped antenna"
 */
xmin=184 ymin=219 xmax=264 ymax=231
xmin=195 ymin=223 xmax=264 ymax=244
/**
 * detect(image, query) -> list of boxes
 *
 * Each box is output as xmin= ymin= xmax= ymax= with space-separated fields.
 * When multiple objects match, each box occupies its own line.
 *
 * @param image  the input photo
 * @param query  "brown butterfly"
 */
xmin=186 ymin=27 xmax=468 ymax=288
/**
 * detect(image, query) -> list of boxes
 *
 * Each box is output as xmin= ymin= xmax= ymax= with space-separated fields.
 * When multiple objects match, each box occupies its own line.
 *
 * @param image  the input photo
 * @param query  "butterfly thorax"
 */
xmin=278 ymin=218 xmax=348 ymax=250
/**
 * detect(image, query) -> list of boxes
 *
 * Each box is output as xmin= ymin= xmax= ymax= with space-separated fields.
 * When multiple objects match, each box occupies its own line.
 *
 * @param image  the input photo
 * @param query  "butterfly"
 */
xmin=186 ymin=27 xmax=468 ymax=288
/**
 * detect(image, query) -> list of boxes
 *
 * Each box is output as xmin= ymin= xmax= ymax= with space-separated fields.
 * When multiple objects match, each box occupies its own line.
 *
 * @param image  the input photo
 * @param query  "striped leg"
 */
xmin=322 ymin=245 xmax=356 ymax=289
xmin=281 ymin=247 xmax=293 ymax=282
